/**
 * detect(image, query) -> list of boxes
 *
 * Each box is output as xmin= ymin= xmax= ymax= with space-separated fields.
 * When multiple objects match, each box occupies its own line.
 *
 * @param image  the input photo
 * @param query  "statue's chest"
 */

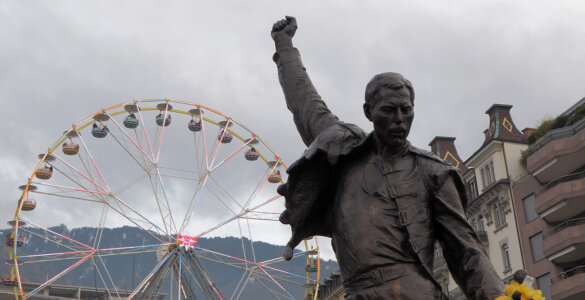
xmin=334 ymin=152 xmax=423 ymax=230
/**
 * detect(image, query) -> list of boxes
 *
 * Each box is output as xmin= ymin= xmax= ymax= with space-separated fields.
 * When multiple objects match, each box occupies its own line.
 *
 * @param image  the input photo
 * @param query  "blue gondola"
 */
xmin=92 ymin=123 xmax=108 ymax=138
xmin=123 ymin=114 xmax=139 ymax=128
xmin=156 ymin=114 xmax=171 ymax=127
xmin=305 ymin=263 xmax=318 ymax=272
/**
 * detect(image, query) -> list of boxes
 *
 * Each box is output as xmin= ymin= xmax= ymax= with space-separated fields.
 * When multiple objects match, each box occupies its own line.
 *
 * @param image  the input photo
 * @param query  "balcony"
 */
xmin=543 ymin=218 xmax=585 ymax=263
xmin=551 ymin=265 xmax=585 ymax=300
xmin=535 ymin=170 xmax=585 ymax=222
xmin=475 ymin=230 xmax=489 ymax=246
xmin=526 ymin=118 xmax=585 ymax=183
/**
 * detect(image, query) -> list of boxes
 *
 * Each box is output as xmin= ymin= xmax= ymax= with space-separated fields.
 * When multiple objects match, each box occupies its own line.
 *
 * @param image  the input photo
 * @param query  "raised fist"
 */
xmin=271 ymin=16 xmax=297 ymax=41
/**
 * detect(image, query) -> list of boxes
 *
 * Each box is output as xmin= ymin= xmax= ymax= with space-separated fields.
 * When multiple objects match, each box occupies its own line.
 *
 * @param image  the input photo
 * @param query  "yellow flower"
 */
xmin=500 ymin=280 xmax=546 ymax=300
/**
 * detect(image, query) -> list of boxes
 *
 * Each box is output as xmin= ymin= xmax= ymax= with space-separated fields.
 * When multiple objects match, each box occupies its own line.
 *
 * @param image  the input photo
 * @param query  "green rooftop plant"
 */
xmin=521 ymin=101 xmax=585 ymax=167
xmin=527 ymin=102 xmax=585 ymax=145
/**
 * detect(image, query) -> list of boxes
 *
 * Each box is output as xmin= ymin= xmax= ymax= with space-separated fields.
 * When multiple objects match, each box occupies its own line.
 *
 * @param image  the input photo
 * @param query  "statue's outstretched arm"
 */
xmin=271 ymin=16 xmax=340 ymax=147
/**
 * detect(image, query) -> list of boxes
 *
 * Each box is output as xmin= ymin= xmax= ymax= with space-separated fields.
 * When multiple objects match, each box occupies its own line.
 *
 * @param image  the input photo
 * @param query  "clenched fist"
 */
xmin=271 ymin=16 xmax=297 ymax=50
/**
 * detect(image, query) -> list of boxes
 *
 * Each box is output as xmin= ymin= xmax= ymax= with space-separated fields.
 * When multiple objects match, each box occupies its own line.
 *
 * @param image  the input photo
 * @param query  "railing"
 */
xmin=536 ymin=169 xmax=585 ymax=195
xmin=543 ymin=217 xmax=585 ymax=238
xmin=551 ymin=265 xmax=585 ymax=283
xmin=525 ymin=117 xmax=585 ymax=157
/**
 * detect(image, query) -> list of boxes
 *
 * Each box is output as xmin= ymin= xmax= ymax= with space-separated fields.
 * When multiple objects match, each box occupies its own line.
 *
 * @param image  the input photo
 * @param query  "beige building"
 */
xmin=430 ymin=104 xmax=529 ymax=298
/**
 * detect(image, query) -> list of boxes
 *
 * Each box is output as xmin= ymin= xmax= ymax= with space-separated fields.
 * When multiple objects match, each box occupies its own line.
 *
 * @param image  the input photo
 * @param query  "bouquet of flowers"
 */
xmin=495 ymin=270 xmax=545 ymax=300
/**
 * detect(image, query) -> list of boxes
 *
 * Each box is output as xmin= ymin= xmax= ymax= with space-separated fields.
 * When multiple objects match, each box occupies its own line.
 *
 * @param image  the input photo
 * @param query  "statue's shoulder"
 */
xmin=410 ymin=146 xmax=449 ymax=165
xmin=304 ymin=122 xmax=367 ymax=164
xmin=409 ymin=146 xmax=460 ymax=174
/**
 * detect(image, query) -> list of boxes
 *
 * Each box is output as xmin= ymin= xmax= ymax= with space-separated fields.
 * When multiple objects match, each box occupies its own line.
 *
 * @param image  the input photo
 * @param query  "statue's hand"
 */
xmin=271 ymin=16 xmax=297 ymax=42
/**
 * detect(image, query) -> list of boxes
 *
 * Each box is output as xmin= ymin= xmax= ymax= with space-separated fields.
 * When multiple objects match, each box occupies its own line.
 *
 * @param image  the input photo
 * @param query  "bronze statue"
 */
xmin=271 ymin=16 xmax=505 ymax=299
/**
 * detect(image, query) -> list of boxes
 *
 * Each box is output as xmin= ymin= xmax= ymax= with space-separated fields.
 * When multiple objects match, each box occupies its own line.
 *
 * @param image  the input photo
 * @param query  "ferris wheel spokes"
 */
xmin=134 ymin=104 xmax=157 ymax=162
xmin=153 ymin=164 xmax=178 ymax=234
xmin=91 ymin=257 xmax=119 ymax=300
xmin=208 ymin=137 xmax=253 ymax=174
xmin=25 ymin=250 xmax=95 ymax=299
xmin=143 ymin=168 xmax=175 ymax=236
xmin=107 ymin=192 xmax=171 ymax=239
xmin=52 ymin=153 xmax=109 ymax=195
xmin=76 ymin=131 xmax=111 ymax=193
xmin=107 ymin=114 xmax=155 ymax=166
xmin=178 ymin=174 xmax=210 ymax=234
xmin=191 ymin=245 xmax=312 ymax=300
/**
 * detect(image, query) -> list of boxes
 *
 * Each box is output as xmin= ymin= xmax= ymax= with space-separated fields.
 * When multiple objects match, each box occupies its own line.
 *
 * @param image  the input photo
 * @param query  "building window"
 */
xmin=493 ymin=203 xmax=506 ymax=229
xmin=536 ymin=273 xmax=551 ymax=300
xmin=480 ymin=161 xmax=496 ymax=189
xmin=529 ymin=232 xmax=545 ymax=262
xmin=467 ymin=178 xmax=478 ymax=200
xmin=502 ymin=244 xmax=511 ymax=271
xmin=522 ymin=194 xmax=538 ymax=222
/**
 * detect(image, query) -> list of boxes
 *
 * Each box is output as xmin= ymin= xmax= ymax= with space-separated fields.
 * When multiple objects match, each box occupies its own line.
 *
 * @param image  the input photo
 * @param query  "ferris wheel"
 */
xmin=4 ymin=99 xmax=321 ymax=300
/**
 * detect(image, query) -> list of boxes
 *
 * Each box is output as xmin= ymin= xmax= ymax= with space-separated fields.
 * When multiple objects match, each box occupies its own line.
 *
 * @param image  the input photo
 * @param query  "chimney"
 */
xmin=522 ymin=128 xmax=535 ymax=139
xmin=483 ymin=104 xmax=526 ymax=144
xmin=428 ymin=136 xmax=468 ymax=174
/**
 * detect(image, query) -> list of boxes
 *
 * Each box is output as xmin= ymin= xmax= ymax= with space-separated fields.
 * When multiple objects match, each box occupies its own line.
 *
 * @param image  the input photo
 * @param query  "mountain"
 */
xmin=1 ymin=225 xmax=338 ymax=299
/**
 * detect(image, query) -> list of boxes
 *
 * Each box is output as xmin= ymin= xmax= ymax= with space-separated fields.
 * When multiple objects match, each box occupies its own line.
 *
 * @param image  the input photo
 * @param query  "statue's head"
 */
xmin=363 ymin=72 xmax=414 ymax=149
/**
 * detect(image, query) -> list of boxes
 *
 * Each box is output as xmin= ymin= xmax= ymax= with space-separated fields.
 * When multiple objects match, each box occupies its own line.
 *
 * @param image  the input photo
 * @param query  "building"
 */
xmin=512 ymin=97 xmax=585 ymax=300
xmin=429 ymin=104 xmax=529 ymax=298
xmin=317 ymin=272 xmax=343 ymax=300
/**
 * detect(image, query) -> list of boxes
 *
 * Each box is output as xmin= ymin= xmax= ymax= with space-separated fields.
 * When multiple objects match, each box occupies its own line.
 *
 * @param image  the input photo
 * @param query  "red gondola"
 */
xmin=268 ymin=170 xmax=281 ymax=183
xmin=218 ymin=129 xmax=232 ymax=143
xmin=35 ymin=165 xmax=53 ymax=180
xmin=5 ymin=235 xmax=24 ymax=247
xmin=245 ymin=148 xmax=259 ymax=161
xmin=62 ymin=142 xmax=80 ymax=155
xmin=20 ymin=199 xmax=36 ymax=211
xmin=1 ymin=276 xmax=17 ymax=287
xmin=188 ymin=119 xmax=202 ymax=132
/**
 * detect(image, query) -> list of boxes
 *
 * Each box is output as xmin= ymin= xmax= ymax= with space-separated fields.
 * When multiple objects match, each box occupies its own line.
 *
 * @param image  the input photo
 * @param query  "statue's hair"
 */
xmin=365 ymin=72 xmax=415 ymax=104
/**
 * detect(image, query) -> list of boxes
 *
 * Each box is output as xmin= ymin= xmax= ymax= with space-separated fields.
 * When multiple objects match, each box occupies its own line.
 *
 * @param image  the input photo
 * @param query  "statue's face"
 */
xmin=365 ymin=87 xmax=414 ymax=148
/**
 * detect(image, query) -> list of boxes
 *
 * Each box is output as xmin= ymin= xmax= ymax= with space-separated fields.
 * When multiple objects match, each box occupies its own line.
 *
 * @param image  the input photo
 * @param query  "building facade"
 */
xmin=429 ymin=104 xmax=529 ymax=299
xmin=512 ymin=98 xmax=585 ymax=300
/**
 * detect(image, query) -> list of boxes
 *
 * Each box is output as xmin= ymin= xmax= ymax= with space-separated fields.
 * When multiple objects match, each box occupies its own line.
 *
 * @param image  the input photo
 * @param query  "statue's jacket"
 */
xmin=273 ymin=47 xmax=504 ymax=300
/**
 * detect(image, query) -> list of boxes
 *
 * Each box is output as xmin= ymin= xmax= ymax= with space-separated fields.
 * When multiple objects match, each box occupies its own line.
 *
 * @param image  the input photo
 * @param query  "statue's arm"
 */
xmin=271 ymin=16 xmax=340 ymax=147
xmin=432 ymin=173 xmax=505 ymax=300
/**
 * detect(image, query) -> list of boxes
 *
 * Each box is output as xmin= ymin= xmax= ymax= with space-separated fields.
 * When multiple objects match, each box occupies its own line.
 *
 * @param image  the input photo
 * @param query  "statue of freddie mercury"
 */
xmin=271 ymin=16 xmax=505 ymax=300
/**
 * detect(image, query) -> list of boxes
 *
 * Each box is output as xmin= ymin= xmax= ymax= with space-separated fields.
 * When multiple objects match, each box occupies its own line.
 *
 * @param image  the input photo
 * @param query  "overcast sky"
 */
xmin=2 ymin=1 xmax=585 ymax=260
